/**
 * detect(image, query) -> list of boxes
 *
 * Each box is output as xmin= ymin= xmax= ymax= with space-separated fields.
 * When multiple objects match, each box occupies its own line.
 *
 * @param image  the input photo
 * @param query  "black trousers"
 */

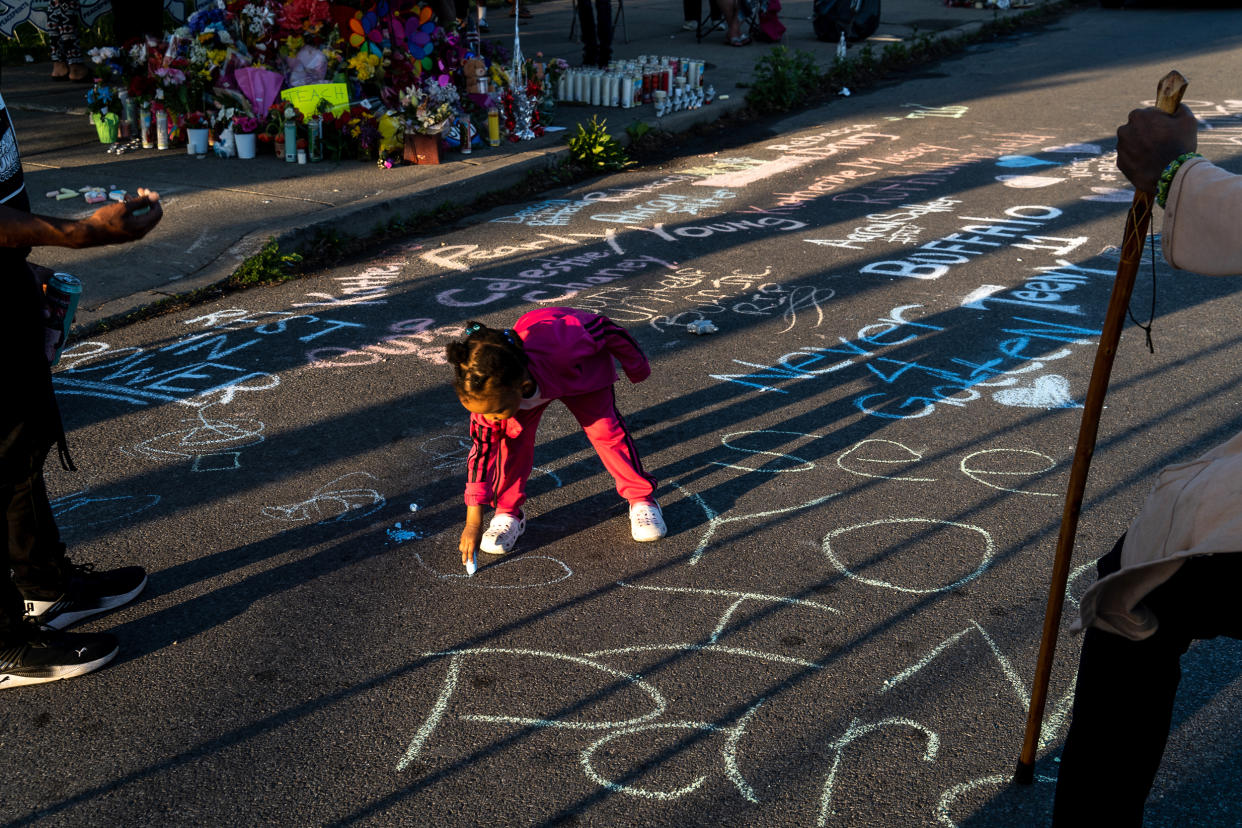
xmin=111 ymin=0 xmax=166 ymax=44
xmin=0 ymin=449 xmax=66 ymax=639
xmin=575 ymin=0 xmax=612 ymax=64
xmin=683 ymin=0 xmax=721 ymax=21
xmin=1053 ymin=536 xmax=1242 ymax=826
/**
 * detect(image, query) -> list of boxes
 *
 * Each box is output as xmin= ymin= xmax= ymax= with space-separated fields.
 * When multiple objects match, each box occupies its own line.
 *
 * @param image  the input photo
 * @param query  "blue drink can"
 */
xmin=44 ymin=272 xmax=82 ymax=367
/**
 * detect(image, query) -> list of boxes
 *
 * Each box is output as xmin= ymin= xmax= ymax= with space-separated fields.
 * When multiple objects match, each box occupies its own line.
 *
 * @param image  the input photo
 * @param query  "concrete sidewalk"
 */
xmin=1 ymin=0 xmax=1060 ymax=329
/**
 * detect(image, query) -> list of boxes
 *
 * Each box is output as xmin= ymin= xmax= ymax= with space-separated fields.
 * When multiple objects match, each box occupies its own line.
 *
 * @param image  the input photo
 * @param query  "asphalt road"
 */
xmin=8 ymin=6 xmax=1242 ymax=827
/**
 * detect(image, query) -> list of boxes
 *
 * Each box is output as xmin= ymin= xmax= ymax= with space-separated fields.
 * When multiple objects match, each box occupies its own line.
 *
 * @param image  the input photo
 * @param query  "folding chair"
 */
xmin=695 ymin=0 xmax=725 ymax=42
xmin=568 ymin=0 xmax=629 ymax=45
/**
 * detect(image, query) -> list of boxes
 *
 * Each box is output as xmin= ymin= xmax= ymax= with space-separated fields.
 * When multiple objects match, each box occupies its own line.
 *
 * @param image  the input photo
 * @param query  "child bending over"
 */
xmin=446 ymin=307 xmax=665 ymax=569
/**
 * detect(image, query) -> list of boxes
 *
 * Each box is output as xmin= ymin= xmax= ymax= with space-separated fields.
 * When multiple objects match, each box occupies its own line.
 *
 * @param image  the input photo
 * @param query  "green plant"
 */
xmin=625 ymin=120 xmax=652 ymax=144
xmin=567 ymin=116 xmax=631 ymax=171
xmin=746 ymin=47 xmax=821 ymax=115
xmin=227 ymin=239 xmax=303 ymax=288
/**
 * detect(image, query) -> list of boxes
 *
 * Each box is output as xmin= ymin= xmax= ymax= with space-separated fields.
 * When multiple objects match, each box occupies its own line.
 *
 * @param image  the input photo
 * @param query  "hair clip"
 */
xmin=502 ymin=329 xmax=516 ymax=346
xmin=464 ymin=323 xmax=482 ymax=336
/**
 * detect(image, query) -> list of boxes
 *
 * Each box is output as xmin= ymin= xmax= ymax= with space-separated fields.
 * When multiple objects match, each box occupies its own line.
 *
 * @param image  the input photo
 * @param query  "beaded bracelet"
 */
xmin=1155 ymin=151 xmax=1202 ymax=209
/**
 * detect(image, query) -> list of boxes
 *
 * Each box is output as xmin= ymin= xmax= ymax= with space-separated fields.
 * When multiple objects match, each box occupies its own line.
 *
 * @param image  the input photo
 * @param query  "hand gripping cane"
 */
xmin=1013 ymin=69 xmax=1189 ymax=786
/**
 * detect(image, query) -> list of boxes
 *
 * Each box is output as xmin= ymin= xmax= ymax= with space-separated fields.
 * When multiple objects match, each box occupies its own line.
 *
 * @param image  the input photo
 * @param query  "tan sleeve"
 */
xmin=1161 ymin=157 xmax=1242 ymax=276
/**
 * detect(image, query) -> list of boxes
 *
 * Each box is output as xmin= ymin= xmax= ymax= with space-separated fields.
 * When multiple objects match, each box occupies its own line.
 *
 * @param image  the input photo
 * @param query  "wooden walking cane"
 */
xmin=1013 ymin=69 xmax=1189 ymax=786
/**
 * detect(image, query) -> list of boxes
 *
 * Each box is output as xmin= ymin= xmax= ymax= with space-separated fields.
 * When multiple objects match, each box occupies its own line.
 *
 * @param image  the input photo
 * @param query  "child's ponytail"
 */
xmin=446 ymin=320 xmax=529 ymax=398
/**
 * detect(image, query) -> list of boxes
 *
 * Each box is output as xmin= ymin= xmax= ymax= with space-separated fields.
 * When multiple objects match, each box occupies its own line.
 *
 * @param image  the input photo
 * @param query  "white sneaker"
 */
xmin=480 ymin=512 xmax=525 ymax=555
xmin=681 ymin=20 xmax=697 ymax=30
xmin=629 ymin=501 xmax=666 ymax=542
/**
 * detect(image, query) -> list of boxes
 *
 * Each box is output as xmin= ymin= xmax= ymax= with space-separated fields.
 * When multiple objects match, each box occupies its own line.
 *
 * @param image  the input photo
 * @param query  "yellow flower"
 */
xmin=348 ymin=51 xmax=381 ymax=81
xmin=378 ymin=113 xmax=402 ymax=153
xmin=285 ymin=35 xmax=305 ymax=52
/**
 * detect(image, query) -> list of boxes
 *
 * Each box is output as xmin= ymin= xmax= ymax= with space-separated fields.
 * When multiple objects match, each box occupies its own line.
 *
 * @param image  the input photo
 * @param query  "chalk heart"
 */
xmin=995 ymin=155 xmax=1060 ymax=169
xmin=1043 ymin=142 xmax=1102 ymax=155
xmin=996 ymin=174 xmax=1064 ymax=189
xmin=992 ymin=374 xmax=1080 ymax=409
xmin=1082 ymin=186 xmax=1135 ymax=203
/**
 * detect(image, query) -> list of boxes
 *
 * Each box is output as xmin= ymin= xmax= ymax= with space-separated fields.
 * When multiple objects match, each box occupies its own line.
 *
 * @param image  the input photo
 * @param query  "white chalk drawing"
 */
xmin=1082 ymin=186 xmax=1135 ymax=203
xmin=260 ymin=472 xmax=386 ymax=523
xmin=418 ymin=435 xmax=474 ymax=470
xmin=935 ymin=773 xmax=1056 ymax=828
xmin=821 ymin=518 xmax=995 ymax=594
xmin=608 ymin=581 xmax=841 ymax=644
xmin=818 ymin=717 xmax=941 ymax=826
xmin=578 ymin=703 xmax=765 ymax=803
xmin=997 ymin=175 xmax=1065 ymax=189
xmin=122 ymin=403 xmax=265 ymax=470
xmin=412 ymin=552 xmax=573 ymax=589
xmin=49 ymin=490 xmax=161 ymax=529
xmin=836 ymin=439 xmax=935 ymax=483
xmin=959 ymin=449 xmax=1057 ymax=496
xmin=397 ymin=648 xmax=669 ymax=771
xmin=991 ymin=374 xmax=1080 ymax=409
xmin=1043 ymin=143 xmax=1101 ymax=155
xmin=295 ymin=262 xmax=404 ymax=308
xmin=711 ymin=430 xmax=820 ymax=474
xmin=671 ymin=479 xmax=838 ymax=567
xmin=897 ymin=104 xmax=970 ymax=119
xmin=399 ymin=582 xmax=841 ymax=805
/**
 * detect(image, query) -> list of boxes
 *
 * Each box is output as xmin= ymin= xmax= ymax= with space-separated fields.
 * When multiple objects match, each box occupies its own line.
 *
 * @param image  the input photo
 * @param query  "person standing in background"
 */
xmin=47 ymin=0 xmax=88 ymax=82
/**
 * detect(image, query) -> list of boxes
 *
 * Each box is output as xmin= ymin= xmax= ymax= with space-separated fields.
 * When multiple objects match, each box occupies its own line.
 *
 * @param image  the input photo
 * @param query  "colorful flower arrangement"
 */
xmin=398 ymin=76 xmax=459 ymax=135
xmin=86 ymin=0 xmax=558 ymax=162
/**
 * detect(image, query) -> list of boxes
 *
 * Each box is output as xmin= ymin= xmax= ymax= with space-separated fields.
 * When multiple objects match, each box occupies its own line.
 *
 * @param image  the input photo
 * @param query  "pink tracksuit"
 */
xmin=464 ymin=307 xmax=657 ymax=514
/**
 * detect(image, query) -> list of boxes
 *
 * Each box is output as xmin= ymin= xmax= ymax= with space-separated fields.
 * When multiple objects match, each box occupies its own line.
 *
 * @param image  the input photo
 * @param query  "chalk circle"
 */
xmin=935 ymin=772 xmax=1054 ymax=828
xmin=821 ymin=518 xmax=994 ymax=594
xmin=581 ymin=723 xmax=716 ymax=800
xmin=414 ymin=552 xmax=572 ymax=589
xmin=996 ymin=174 xmax=1064 ymax=189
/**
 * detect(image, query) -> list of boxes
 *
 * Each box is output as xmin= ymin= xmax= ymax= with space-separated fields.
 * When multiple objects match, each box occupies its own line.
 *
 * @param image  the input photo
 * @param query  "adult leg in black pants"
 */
xmin=576 ymin=0 xmax=612 ymax=68
xmin=0 ymin=447 xmax=124 ymax=688
xmin=1053 ymin=536 xmax=1242 ymax=826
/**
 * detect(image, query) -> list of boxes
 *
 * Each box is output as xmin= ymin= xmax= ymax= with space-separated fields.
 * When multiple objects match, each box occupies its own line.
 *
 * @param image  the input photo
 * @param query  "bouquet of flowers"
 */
xmin=87 ymin=46 xmax=124 ymax=82
xmin=232 ymin=114 xmax=261 ymax=134
xmin=84 ymin=82 xmax=117 ymax=115
xmin=398 ymin=77 xmax=460 ymax=135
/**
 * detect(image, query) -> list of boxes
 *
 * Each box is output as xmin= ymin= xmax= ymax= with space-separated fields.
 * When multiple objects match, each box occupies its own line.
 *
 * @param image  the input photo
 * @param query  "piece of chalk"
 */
xmin=56 ymin=191 xmax=79 ymax=200
xmin=465 ymin=558 xmax=477 ymax=576
xmin=45 ymin=190 xmax=60 ymax=198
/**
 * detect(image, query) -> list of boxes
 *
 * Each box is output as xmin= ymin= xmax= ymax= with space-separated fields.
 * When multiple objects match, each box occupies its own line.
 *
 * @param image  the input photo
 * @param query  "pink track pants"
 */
xmin=490 ymin=386 xmax=656 ymax=515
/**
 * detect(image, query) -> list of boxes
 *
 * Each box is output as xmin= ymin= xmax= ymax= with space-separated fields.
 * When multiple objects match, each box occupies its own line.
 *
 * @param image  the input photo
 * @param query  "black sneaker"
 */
xmin=0 ymin=623 xmax=118 ymax=689
xmin=23 ymin=562 xmax=148 ymax=630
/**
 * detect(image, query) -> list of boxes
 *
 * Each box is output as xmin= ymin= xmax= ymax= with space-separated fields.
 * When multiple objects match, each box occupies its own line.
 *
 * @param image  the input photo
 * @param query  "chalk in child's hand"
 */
xmin=465 ymin=557 xmax=477 ymax=576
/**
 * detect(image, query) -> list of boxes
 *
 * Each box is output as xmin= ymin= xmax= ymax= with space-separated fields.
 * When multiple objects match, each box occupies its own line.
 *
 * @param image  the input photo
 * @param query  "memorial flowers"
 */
xmin=82 ymin=0 xmax=562 ymax=163
xmin=398 ymin=76 xmax=460 ymax=135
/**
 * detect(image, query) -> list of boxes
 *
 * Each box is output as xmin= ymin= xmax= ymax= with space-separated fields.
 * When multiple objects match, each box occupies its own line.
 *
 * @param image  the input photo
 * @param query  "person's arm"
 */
xmin=461 ymin=413 xmax=500 ymax=563
xmin=1113 ymin=104 xmax=1242 ymax=275
xmin=584 ymin=312 xmax=651 ymax=383
xmin=1160 ymin=159 xmax=1242 ymax=276
xmin=0 ymin=189 xmax=162 ymax=250
xmin=460 ymin=503 xmax=484 ymax=566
